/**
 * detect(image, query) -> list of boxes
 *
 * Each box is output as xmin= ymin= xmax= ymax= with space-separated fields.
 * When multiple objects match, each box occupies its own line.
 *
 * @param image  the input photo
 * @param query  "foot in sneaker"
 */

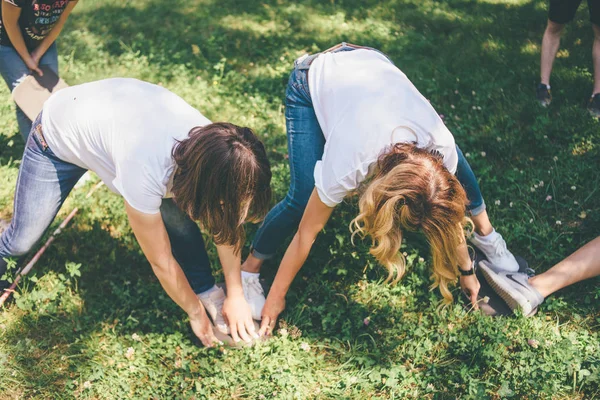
xmin=536 ymin=83 xmax=552 ymax=107
xmin=469 ymin=229 xmax=519 ymax=273
xmin=197 ymin=285 xmax=230 ymax=334
xmin=588 ymin=93 xmax=600 ymax=118
xmin=242 ymin=271 xmax=265 ymax=320
xmin=479 ymin=261 xmax=544 ymax=316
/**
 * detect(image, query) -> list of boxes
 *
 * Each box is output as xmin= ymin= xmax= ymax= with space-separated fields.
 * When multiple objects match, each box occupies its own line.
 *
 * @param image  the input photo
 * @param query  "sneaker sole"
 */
xmin=479 ymin=265 xmax=534 ymax=316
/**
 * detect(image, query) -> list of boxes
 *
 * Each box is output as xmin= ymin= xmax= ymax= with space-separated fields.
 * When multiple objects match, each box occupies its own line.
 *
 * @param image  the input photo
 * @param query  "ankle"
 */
xmin=241 ymin=255 xmax=263 ymax=273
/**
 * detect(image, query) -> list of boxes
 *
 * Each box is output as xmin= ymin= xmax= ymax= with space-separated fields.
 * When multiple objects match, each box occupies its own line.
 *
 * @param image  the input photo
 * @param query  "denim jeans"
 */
xmin=0 ymin=113 xmax=215 ymax=294
xmin=0 ymin=43 xmax=59 ymax=141
xmin=251 ymin=45 xmax=486 ymax=259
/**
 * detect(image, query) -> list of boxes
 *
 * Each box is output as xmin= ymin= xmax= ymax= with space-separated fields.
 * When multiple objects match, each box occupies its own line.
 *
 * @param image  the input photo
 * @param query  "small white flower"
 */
xmin=125 ymin=347 xmax=135 ymax=360
xmin=546 ymin=195 xmax=552 ymax=201
xmin=451 ymin=104 xmax=455 ymax=109
xmin=553 ymin=156 xmax=558 ymax=161
xmin=402 ymin=252 xmax=408 ymax=257
xmin=530 ymin=187 xmax=536 ymax=192
xmin=477 ymin=106 xmax=482 ymax=110
xmin=509 ymin=202 xmax=513 ymax=208
xmin=574 ymin=201 xmax=579 ymax=205
xmin=131 ymin=333 xmax=141 ymax=342
xmin=529 ymin=218 xmax=534 ymax=223
xmin=418 ymin=257 xmax=425 ymax=263
xmin=556 ymin=220 xmax=562 ymax=225
xmin=480 ymin=151 xmax=486 ymax=157
xmin=472 ymin=90 xmax=476 ymax=95
xmin=543 ymin=135 xmax=548 ymax=139
xmin=465 ymin=152 xmax=471 ymax=158
xmin=539 ymin=181 xmax=544 ymax=187
xmin=83 ymin=381 xmax=92 ymax=389
xmin=494 ymin=200 xmax=501 ymax=206
xmin=520 ymin=170 xmax=524 ymax=174
xmin=300 ymin=342 xmax=310 ymax=352
xmin=454 ymin=90 xmax=459 ymax=94
xmin=571 ymin=186 xmax=576 ymax=191
xmin=472 ymin=106 xmax=476 ymax=110
xmin=279 ymin=328 xmax=289 ymax=338
xmin=496 ymin=137 xmax=502 ymax=142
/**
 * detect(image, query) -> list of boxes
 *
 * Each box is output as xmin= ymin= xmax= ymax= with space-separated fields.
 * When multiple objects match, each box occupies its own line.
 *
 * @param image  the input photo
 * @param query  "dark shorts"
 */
xmin=549 ymin=0 xmax=600 ymax=26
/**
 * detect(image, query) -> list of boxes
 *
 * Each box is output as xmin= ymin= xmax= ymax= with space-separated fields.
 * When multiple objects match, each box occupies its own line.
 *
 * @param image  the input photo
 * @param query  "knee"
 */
xmin=285 ymin=190 xmax=312 ymax=220
xmin=546 ymin=20 xmax=565 ymax=36
xmin=2 ymin=237 xmax=36 ymax=258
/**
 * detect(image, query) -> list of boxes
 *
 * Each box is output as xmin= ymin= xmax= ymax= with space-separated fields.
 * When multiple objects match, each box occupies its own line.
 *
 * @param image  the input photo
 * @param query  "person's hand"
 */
xmin=26 ymin=52 xmax=43 ymax=76
xmin=258 ymin=294 xmax=286 ymax=336
xmin=189 ymin=308 xmax=220 ymax=347
xmin=222 ymin=294 xmax=258 ymax=344
xmin=460 ymin=274 xmax=481 ymax=309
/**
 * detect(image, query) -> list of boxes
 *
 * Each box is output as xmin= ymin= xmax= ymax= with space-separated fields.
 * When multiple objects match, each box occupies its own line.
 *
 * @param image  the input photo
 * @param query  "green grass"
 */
xmin=1 ymin=0 xmax=599 ymax=398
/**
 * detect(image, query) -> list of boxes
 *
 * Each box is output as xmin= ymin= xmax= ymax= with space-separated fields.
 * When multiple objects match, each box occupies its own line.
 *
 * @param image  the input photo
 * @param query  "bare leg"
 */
xmin=592 ymin=24 xmax=600 ymax=94
xmin=471 ymin=210 xmax=494 ymax=236
xmin=529 ymin=237 xmax=600 ymax=297
xmin=242 ymin=253 xmax=264 ymax=273
xmin=540 ymin=20 xmax=565 ymax=86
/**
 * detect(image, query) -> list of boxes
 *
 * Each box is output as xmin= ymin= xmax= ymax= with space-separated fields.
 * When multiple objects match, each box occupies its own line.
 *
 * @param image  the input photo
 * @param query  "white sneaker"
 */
xmin=469 ymin=230 xmax=519 ymax=273
xmin=242 ymin=272 xmax=265 ymax=320
xmin=479 ymin=261 xmax=544 ymax=316
xmin=197 ymin=286 xmax=230 ymax=334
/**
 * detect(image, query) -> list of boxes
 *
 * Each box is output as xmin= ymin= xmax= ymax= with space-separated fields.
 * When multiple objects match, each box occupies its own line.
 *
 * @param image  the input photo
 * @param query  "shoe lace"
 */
xmin=243 ymin=276 xmax=264 ymax=296
xmin=491 ymin=234 xmax=509 ymax=257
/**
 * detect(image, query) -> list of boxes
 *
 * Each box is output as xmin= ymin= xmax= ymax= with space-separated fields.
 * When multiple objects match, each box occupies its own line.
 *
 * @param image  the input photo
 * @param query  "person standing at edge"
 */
xmin=536 ymin=0 xmax=600 ymax=116
xmin=0 ymin=78 xmax=272 ymax=346
xmin=0 ymin=0 xmax=78 ymax=141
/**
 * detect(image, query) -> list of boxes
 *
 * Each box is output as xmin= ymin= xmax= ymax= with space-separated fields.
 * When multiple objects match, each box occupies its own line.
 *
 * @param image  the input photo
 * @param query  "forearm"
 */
xmin=457 ymin=242 xmax=473 ymax=271
xmin=151 ymin=258 xmax=203 ymax=317
xmin=269 ymin=231 xmax=314 ymax=300
xmin=217 ymin=244 xmax=243 ymax=297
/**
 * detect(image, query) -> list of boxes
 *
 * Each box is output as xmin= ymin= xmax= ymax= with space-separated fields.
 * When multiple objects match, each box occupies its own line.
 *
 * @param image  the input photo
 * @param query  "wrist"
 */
xmin=187 ymin=305 xmax=204 ymax=319
xmin=459 ymin=259 xmax=475 ymax=275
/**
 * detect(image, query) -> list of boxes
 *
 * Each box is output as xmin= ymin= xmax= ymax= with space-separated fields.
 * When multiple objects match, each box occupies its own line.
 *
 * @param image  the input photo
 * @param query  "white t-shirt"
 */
xmin=308 ymin=49 xmax=458 ymax=207
xmin=42 ymin=78 xmax=211 ymax=214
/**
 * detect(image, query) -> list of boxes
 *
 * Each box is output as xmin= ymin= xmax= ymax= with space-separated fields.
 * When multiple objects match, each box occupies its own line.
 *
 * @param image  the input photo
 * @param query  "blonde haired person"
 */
xmin=239 ymin=43 xmax=519 ymax=334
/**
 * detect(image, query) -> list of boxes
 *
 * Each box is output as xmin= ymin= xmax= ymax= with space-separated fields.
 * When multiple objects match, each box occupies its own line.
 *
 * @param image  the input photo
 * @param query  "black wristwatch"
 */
xmin=459 ymin=260 xmax=475 ymax=276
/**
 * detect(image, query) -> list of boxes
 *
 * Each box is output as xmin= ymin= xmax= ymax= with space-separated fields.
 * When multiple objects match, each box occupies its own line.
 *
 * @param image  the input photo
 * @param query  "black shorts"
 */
xmin=549 ymin=0 xmax=600 ymax=26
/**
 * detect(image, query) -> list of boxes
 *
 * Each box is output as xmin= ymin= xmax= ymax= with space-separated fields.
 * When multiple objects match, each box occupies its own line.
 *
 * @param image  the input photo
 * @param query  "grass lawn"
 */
xmin=0 ymin=0 xmax=599 ymax=398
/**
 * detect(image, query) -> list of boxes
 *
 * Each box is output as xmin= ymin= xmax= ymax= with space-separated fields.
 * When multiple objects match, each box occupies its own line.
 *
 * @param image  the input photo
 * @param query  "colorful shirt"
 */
xmin=0 ymin=0 xmax=75 ymax=50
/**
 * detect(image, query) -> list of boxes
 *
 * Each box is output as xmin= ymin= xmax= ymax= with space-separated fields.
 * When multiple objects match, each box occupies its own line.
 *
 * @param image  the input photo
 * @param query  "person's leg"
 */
xmin=479 ymin=237 xmax=600 ymax=316
xmin=540 ymin=20 xmax=566 ymax=86
xmin=454 ymin=145 xmax=519 ymax=272
xmin=0 ymin=116 xmax=86 ymax=280
xmin=529 ymin=237 xmax=600 ymax=297
xmin=0 ymin=45 xmax=35 ymax=141
xmin=243 ymin=67 xmax=325 ymax=273
xmin=159 ymin=198 xmax=215 ymax=295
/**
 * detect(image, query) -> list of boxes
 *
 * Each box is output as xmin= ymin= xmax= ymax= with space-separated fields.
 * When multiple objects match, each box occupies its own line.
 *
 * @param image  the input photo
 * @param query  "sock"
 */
xmin=242 ymin=270 xmax=260 ymax=279
xmin=474 ymin=229 xmax=498 ymax=242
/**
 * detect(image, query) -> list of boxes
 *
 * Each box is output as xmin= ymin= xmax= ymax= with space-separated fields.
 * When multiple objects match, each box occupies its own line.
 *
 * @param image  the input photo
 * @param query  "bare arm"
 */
xmin=31 ymin=1 xmax=78 ymax=64
xmin=216 ymin=243 xmax=258 ymax=343
xmin=259 ymin=189 xmax=334 ymax=335
xmin=125 ymin=202 xmax=218 ymax=347
xmin=1 ymin=1 xmax=40 ymax=74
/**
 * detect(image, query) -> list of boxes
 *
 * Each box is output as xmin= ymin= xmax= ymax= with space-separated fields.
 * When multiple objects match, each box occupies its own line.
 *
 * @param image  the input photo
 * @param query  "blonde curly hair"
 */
xmin=350 ymin=142 xmax=470 ymax=303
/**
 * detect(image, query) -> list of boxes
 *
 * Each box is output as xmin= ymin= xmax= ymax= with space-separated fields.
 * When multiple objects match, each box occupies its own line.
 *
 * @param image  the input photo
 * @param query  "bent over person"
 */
xmin=239 ymin=43 xmax=522 ymax=335
xmin=0 ymin=78 xmax=272 ymax=346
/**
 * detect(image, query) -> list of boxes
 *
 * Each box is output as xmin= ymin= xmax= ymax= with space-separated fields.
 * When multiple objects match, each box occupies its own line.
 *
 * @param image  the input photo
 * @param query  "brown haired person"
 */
xmin=480 ymin=237 xmax=600 ymax=316
xmin=536 ymin=0 xmax=600 ymax=115
xmin=238 ymin=43 xmax=521 ymax=335
xmin=0 ymin=0 xmax=78 ymax=140
xmin=0 ymin=78 xmax=272 ymax=346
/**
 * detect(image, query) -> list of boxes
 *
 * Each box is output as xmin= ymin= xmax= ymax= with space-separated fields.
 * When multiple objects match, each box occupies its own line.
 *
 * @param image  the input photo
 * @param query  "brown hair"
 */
xmin=350 ymin=143 xmax=470 ymax=303
xmin=171 ymin=122 xmax=272 ymax=253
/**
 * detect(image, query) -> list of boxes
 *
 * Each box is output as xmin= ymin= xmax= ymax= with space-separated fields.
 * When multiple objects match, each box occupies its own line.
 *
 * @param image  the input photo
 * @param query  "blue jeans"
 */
xmin=251 ymin=45 xmax=487 ymax=259
xmin=0 ymin=43 xmax=59 ymax=141
xmin=0 ymin=114 xmax=215 ymax=294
